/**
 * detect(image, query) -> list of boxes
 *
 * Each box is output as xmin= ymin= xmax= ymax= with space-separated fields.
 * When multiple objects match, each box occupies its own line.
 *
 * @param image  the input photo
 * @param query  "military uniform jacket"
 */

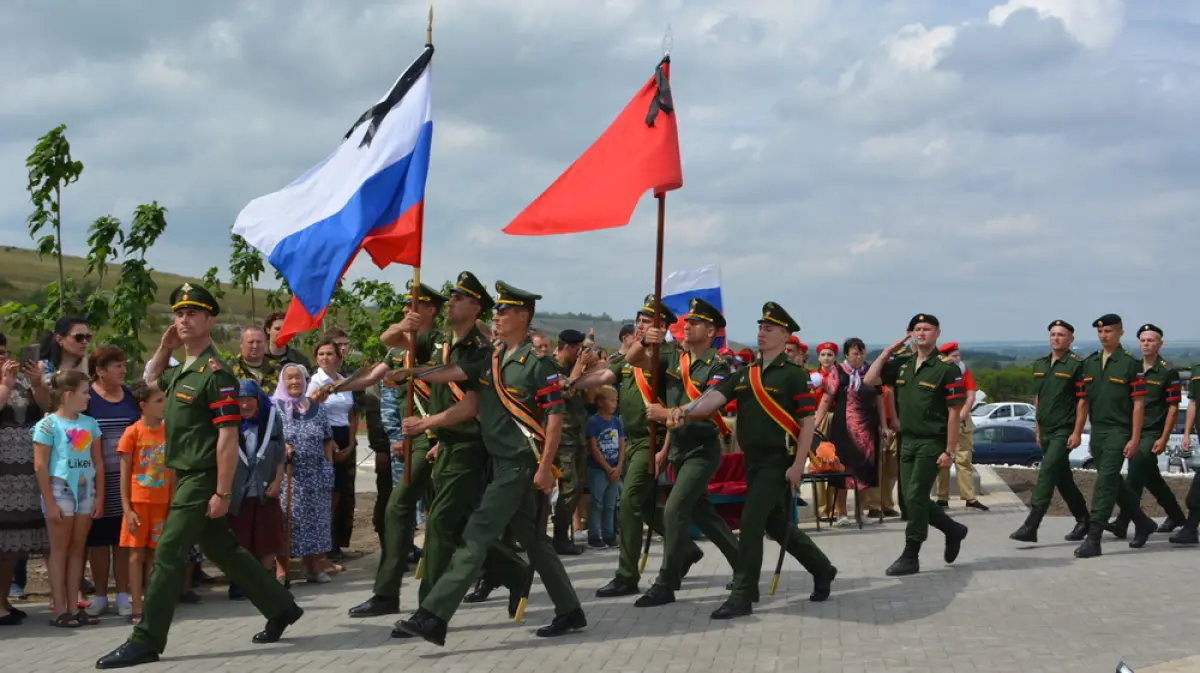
xmin=557 ymin=360 xmax=589 ymax=449
xmin=161 ymin=344 xmax=241 ymax=471
xmin=230 ymin=356 xmax=280 ymax=394
xmin=608 ymin=356 xmax=664 ymax=443
xmin=1032 ymin=351 xmax=1084 ymax=435
xmin=881 ymin=352 xmax=966 ymax=441
xmin=427 ymin=325 xmax=492 ymax=445
xmin=1140 ymin=358 xmax=1182 ymax=435
xmin=656 ymin=345 xmax=731 ymax=450
xmin=714 ymin=352 xmax=815 ymax=456
xmin=461 ymin=336 xmax=564 ymax=461
xmin=1080 ymin=347 xmax=1145 ymax=433
xmin=380 ymin=333 xmax=436 ymax=443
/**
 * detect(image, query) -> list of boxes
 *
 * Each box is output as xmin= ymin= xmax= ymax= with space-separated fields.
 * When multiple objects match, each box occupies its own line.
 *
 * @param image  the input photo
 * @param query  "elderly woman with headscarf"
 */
xmin=815 ymin=338 xmax=885 ymax=527
xmin=272 ymin=364 xmax=335 ymax=584
xmin=225 ymin=380 xmax=286 ymax=600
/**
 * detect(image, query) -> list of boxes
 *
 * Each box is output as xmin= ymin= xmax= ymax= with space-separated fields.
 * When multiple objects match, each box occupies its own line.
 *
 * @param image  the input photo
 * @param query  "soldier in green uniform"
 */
xmin=361 ymin=383 xmax=393 ymax=546
xmin=552 ymin=328 xmax=595 ymax=555
xmin=392 ymin=281 xmax=585 ymax=645
xmin=96 ymin=284 xmax=302 ymax=669
xmin=863 ymin=313 xmax=969 ymax=576
xmin=1104 ymin=323 xmax=1186 ymax=538
xmin=346 ymin=282 xmax=445 ymax=617
xmin=1169 ymin=369 xmax=1200 ymax=545
xmin=622 ymin=297 xmax=741 ymax=608
xmin=229 ymin=326 xmax=281 ymax=392
xmin=1009 ymin=320 xmax=1090 ymax=543
xmin=1073 ymin=313 xmax=1159 ymax=558
xmin=566 ymin=295 xmax=707 ymax=598
xmin=651 ymin=302 xmax=837 ymax=619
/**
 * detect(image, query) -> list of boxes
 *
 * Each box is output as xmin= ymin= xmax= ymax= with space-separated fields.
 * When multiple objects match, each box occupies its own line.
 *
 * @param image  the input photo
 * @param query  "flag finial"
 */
xmin=427 ymin=5 xmax=434 ymax=45
xmin=662 ymin=24 xmax=673 ymax=57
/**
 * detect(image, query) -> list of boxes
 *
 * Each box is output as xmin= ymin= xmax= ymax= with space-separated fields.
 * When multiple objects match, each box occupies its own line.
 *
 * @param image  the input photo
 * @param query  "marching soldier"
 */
xmin=1105 ymin=323 xmax=1186 ymax=538
xmin=1010 ymin=320 xmax=1090 ymax=543
xmin=96 ymin=284 xmax=301 ymax=669
xmin=347 ymin=282 xmax=445 ymax=617
xmin=1170 ymin=367 xmax=1200 ymax=544
xmin=863 ymin=314 xmax=969 ymax=576
xmin=1073 ymin=314 xmax=1159 ymax=557
xmin=392 ymin=282 xmax=585 ymax=645
xmin=566 ymin=295 xmax=707 ymax=598
xmin=651 ymin=302 xmax=837 ymax=619
xmin=623 ymin=298 xmax=741 ymax=607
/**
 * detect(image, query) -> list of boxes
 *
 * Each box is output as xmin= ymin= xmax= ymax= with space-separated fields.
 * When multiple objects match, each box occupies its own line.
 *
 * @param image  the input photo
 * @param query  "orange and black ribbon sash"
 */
xmin=442 ymin=341 xmax=465 ymax=402
xmin=748 ymin=364 xmax=800 ymax=442
xmin=490 ymin=348 xmax=547 ymax=444
xmin=679 ymin=351 xmax=732 ymax=437
xmin=633 ymin=367 xmax=657 ymax=407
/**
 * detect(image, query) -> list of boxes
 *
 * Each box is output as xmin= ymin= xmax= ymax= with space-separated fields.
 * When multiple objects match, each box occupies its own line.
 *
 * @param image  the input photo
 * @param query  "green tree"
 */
xmin=202 ymin=267 xmax=226 ymax=300
xmin=228 ymin=234 xmax=265 ymax=319
xmin=108 ymin=203 xmax=167 ymax=367
xmin=25 ymin=124 xmax=85 ymax=312
xmin=265 ymin=269 xmax=291 ymax=312
xmin=972 ymin=366 xmax=1037 ymax=404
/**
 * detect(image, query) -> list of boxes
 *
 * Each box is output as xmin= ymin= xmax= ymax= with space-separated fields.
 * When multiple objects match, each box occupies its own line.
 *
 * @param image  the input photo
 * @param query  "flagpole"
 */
xmin=403 ymin=5 xmax=434 ymax=488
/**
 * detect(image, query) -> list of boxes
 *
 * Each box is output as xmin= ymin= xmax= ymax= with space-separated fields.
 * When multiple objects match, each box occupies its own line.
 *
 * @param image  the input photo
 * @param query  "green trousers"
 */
xmin=1122 ymin=434 xmax=1183 ymax=518
xmin=1185 ymin=469 xmax=1200 ymax=512
xmin=1029 ymin=431 xmax=1088 ymax=518
xmin=654 ymin=437 xmax=740 ymax=590
xmin=730 ymin=453 xmax=831 ymax=603
xmin=418 ymin=440 xmax=527 ymax=603
xmin=553 ymin=442 xmax=587 ymax=532
xmin=132 ymin=469 xmax=294 ymax=653
xmin=613 ymin=438 xmax=700 ymax=586
xmin=421 ymin=456 xmax=580 ymax=622
xmin=1089 ymin=430 xmax=1141 ymax=523
xmin=373 ymin=436 xmax=432 ymax=598
xmin=899 ymin=438 xmax=957 ymax=544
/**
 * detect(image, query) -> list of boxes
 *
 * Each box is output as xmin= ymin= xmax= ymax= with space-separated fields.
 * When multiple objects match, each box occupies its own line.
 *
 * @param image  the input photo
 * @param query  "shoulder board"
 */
xmin=1125 ymin=350 xmax=1136 ymax=358
xmin=207 ymin=357 xmax=223 ymax=373
xmin=1069 ymin=353 xmax=1080 ymax=360
xmin=938 ymin=355 xmax=952 ymax=363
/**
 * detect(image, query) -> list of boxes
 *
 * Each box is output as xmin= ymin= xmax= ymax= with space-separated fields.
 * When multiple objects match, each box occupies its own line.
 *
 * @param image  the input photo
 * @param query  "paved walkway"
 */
xmin=8 ymin=469 xmax=1200 ymax=672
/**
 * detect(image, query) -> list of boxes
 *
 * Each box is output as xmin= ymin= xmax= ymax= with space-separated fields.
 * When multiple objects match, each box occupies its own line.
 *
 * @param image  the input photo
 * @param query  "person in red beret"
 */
xmin=784 ymin=336 xmax=806 ymax=367
xmin=934 ymin=342 xmax=987 ymax=511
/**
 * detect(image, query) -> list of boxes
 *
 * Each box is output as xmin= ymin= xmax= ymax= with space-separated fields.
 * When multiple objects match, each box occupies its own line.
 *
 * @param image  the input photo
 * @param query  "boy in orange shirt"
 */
xmin=118 ymin=383 xmax=172 ymax=624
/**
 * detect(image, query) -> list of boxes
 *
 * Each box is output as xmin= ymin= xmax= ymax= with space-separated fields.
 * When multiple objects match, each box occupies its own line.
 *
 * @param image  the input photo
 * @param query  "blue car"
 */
xmin=972 ymin=421 xmax=1043 ymax=467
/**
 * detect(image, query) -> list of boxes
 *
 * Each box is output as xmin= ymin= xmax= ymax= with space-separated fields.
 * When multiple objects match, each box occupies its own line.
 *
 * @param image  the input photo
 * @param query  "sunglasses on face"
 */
xmin=71 ymin=333 xmax=93 ymax=344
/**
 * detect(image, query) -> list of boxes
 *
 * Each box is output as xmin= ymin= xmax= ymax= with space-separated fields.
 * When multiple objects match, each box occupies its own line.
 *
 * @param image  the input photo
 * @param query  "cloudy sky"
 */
xmin=2 ymin=0 xmax=1197 ymax=343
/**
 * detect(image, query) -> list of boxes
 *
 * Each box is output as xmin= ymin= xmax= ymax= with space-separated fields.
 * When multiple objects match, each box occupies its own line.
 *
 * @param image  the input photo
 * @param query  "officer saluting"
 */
xmin=96 ymin=284 xmax=302 ymax=670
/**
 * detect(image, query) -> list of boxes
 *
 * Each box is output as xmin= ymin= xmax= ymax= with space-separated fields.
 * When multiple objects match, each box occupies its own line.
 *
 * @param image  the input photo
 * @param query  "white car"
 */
xmin=972 ymin=402 xmax=1036 ymax=424
xmin=1068 ymin=399 xmax=1198 ymax=472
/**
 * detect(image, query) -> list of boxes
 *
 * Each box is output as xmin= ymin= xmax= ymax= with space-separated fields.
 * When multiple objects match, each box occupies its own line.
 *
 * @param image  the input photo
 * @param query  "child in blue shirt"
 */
xmin=585 ymin=386 xmax=625 ymax=548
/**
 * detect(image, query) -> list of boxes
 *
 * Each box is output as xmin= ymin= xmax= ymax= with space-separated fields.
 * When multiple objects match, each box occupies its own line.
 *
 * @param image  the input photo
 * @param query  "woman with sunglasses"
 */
xmin=39 ymin=317 xmax=93 ymax=383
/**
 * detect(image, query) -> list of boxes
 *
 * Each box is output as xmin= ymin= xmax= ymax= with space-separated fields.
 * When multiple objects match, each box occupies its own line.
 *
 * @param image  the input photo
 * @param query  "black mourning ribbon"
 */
xmin=644 ymin=55 xmax=674 ymax=127
xmin=344 ymin=44 xmax=435 ymax=148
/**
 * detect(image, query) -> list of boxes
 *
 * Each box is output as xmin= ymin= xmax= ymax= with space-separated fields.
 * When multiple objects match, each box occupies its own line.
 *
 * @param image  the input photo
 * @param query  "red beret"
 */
xmin=718 ymin=346 xmax=735 ymax=358
xmin=817 ymin=341 xmax=838 ymax=355
xmin=938 ymin=341 xmax=959 ymax=354
xmin=787 ymin=335 xmax=802 ymax=347
xmin=738 ymin=348 xmax=754 ymax=362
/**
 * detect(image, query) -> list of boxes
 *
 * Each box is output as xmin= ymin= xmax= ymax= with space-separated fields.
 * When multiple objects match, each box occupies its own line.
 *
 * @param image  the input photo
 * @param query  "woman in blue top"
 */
xmin=33 ymin=370 xmax=104 ymax=627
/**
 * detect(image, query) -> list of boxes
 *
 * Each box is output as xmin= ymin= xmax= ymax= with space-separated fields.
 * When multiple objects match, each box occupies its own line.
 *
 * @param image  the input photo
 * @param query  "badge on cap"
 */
xmin=181 ymin=282 xmax=193 ymax=292
xmin=459 ymin=272 xmax=468 ymax=282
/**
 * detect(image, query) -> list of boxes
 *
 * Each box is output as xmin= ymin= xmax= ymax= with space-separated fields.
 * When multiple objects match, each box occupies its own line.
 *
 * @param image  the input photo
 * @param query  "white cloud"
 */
xmin=988 ymin=0 xmax=1125 ymax=49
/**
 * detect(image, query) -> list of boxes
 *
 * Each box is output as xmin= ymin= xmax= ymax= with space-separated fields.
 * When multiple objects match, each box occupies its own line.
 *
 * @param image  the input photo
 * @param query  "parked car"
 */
xmin=972 ymin=402 xmax=1035 ymax=424
xmin=1068 ymin=402 xmax=1200 ymax=473
xmin=972 ymin=420 xmax=1043 ymax=467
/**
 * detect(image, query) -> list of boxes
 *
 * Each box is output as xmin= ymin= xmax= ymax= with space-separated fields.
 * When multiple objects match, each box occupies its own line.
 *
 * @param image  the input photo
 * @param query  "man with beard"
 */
xmin=863 ymin=314 xmax=969 ymax=576
xmin=622 ymin=298 xmax=741 ymax=607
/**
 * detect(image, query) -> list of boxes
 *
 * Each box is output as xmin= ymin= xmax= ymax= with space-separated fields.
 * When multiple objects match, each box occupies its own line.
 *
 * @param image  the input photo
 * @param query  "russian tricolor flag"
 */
xmin=233 ymin=45 xmax=434 ymax=345
xmin=661 ymin=264 xmax=725 ymax=348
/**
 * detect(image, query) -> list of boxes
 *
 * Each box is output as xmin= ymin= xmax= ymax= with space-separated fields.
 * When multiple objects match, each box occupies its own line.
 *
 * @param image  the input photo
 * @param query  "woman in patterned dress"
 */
xmin=272 ymin=364 xmax=335 ymax=583
xmin=816 ymin=338 xmax=885 ymax=527
xmin=0 ymin=333 xmax=51 ymax=625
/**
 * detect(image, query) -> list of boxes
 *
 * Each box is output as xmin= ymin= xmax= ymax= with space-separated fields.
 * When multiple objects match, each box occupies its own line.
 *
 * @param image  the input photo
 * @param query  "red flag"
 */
xmin=276 ymin=296 xmax=326 ymax=348
xmin=503 ymin=57 xmax=682 ymax=236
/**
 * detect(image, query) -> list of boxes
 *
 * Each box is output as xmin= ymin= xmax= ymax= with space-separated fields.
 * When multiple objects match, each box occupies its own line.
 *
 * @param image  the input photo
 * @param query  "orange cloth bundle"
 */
xmin=807 ymin=441 xmax=844 ymax=474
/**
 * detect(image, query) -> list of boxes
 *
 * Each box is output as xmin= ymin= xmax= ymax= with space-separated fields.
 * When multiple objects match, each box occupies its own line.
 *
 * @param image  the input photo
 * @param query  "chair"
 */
xmin=799 ymin=471 xmax=863 ymax=531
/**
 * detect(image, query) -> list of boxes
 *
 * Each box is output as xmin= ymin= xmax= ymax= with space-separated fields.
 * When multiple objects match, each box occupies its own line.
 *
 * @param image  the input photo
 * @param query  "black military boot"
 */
xmin=710 ymin=597 xmax=753 ymax=620
xmin=252 ymin=603 xmax=304 ymax=644
xmin=553 ymin=521 xmax=583 ymax=556
xmin=1158 ymin=502 xmax=1186 ymax=533
xmin=535 ymin=607 xmax=587 ymax=637
xmin=809 ymin=566 xmax=837 ymax=602
xmin=1074 ymin=522 xmax=1103 ymax=558
xmin=1129 ymin=510 xmax=1158 ymax=549
xmin=463 ymin=576 xmax=494 ymax=603
xmin=1104 ymin=514 xmax=1130 ymax=539
xmin=392 ymin=609 xmax=447 ymax=646
xmin=1009 ymin=507 xmax=1046 ymax=543
xmin=680 ymin=548 xmax=704 ymax=579
xmin=1064 ymin=517 xmax=1089 ymax=542
xmin=1169 ymin=510 xmax=1200 ymax=545
xmin=885 ymin=541 xmax=921 ymax=576
xmin=944 ymin=521 xmax=968 ymax=563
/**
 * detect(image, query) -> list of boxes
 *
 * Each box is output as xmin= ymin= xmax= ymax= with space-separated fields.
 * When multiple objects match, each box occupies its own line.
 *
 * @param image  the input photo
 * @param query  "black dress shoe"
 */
xmin=936 ymin=500 xmax=949 ymax=508
xmin=680 ymin=548 xmax=704 ymax=579
xmin=252 ymin=604 xmax=304 ymax=644
xmin=882 ymin=508 xmax=900 ymax=518
xmin=944 ymin=523 xmax=968 ymax=563
xmin=710 ymin=599 xmax=752 ymax=620
xmin=96 ymin=640 xmax=160 ymax=669
xmin=463 ymin=576 xmax=494 ymax=603
xmin=866 ymin=509 xmax=883 ymax=519
xmin=965 ymin=500 xmax=989 ymax=512
xmin=809 ymin=566 xmax=837 ymax=602
xmin=595 ymin=579 xmax=639 ymax=598
xmin=407 ymin=546 xmax=423 ymax=564
xmin=393 ymin=609 xmax=447 ymax=646
xmin=634 ymin=584 xmax=675 ymax=608
xmin=348 ymin=595 xmax=400 ymax=618
xmin=535 ymin=607 xmax=586 ymax=637
xmin=554 ymin=540 xmax=584 ymax=556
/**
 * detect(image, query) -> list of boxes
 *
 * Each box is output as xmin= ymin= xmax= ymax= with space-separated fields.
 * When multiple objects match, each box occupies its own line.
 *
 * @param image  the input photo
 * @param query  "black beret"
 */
xmin=907 ymin=313 xmax=939 ymax=331
xmin=618 ymin=324 xmax=636 ymax=340
xmin=1137 ymin=323 xmax=1163 ymax=338
xmin=1092 ymin=313 xmax=1122 ymax=328
xmin=1048 ymin=319 xmax=1074 ymax=333
xmin=558 ymin=329 xmax=586 ymax=345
